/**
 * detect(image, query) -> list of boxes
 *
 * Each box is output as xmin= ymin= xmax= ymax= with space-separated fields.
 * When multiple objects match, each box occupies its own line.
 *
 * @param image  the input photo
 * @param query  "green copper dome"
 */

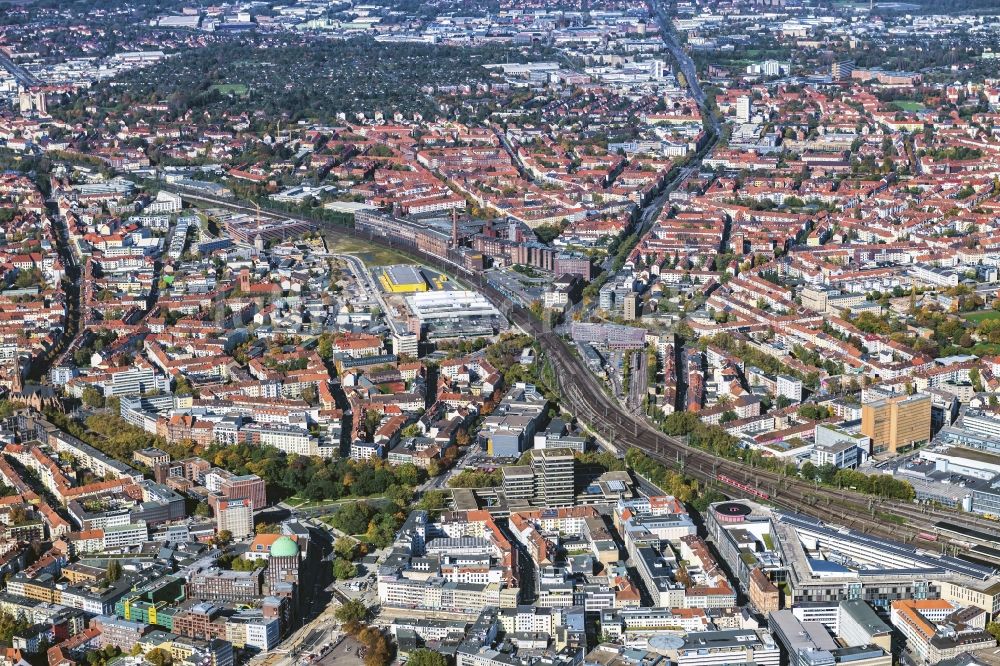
xmin=270 ymin=536 xmax=299 ymax=558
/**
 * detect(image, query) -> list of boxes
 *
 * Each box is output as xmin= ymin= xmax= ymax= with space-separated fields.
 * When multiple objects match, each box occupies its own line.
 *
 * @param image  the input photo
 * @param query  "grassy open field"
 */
xmin=972 ymin=343 xmax=1000 ymax=356
xmin=891 ymin=101 xmax=926 ymax=112
xmin=963 ymin=310 xmax=1000 ymax=323
xmin=209 ymin=83 xmax=249 ymax=95
xmin=325 ymin=234 xmax=415 ymax=266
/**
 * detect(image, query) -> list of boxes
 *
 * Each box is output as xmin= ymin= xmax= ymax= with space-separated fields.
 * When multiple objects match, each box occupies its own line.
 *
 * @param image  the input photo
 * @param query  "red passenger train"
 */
xmin=717 ymin=474 xmax=770 ymax=500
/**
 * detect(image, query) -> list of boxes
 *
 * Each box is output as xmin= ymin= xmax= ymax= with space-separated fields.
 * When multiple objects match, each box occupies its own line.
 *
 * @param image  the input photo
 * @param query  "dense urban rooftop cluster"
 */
xmin=1 ymin=0 xmax=1000 ymax=666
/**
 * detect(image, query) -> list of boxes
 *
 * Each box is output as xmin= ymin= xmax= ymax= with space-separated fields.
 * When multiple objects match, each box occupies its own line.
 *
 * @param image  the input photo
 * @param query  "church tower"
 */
xmin=10 ymin=354 xmax=23 ymax=394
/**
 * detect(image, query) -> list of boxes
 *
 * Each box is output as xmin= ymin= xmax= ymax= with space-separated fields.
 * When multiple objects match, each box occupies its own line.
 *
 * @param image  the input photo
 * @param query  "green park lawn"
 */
xmin=209 ymin=83 xmax=249 ymax=95
xmin=284 ymin=494 xmax=341 ymax=510
xmin=963 ymin=310 xmax=1000 ymax=324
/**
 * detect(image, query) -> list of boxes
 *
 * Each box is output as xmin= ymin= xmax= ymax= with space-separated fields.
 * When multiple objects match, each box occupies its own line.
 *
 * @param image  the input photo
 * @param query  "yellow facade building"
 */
xmin=861 ymin=393 xmax=931 ymax=454
xmin=379 ymin=265 xmax=428 ymax=293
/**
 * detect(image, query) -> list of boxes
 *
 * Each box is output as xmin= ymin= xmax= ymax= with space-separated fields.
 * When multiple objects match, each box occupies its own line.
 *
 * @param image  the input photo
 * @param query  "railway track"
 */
xmin=536 ymin=328 xmax=1000 ymax=544
xmin=171 ymin=191 xmax=1000 ymax=550
xmin=135 ymin=0 xmax=998 ymax=553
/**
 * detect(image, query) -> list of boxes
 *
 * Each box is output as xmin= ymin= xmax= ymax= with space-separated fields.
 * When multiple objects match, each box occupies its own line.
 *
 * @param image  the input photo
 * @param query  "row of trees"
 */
xmin=652 ymin=409 xmax=915 ymax=501
xmin=624 ymin=449 xmax=725 ymax=511
xmin=800 ymin=462 xmax=915 ymax=500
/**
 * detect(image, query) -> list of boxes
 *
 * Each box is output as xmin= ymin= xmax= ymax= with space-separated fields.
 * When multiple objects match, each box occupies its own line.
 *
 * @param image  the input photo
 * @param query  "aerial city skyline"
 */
xmin=0 ymin=1 xmax=999 ymax=666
